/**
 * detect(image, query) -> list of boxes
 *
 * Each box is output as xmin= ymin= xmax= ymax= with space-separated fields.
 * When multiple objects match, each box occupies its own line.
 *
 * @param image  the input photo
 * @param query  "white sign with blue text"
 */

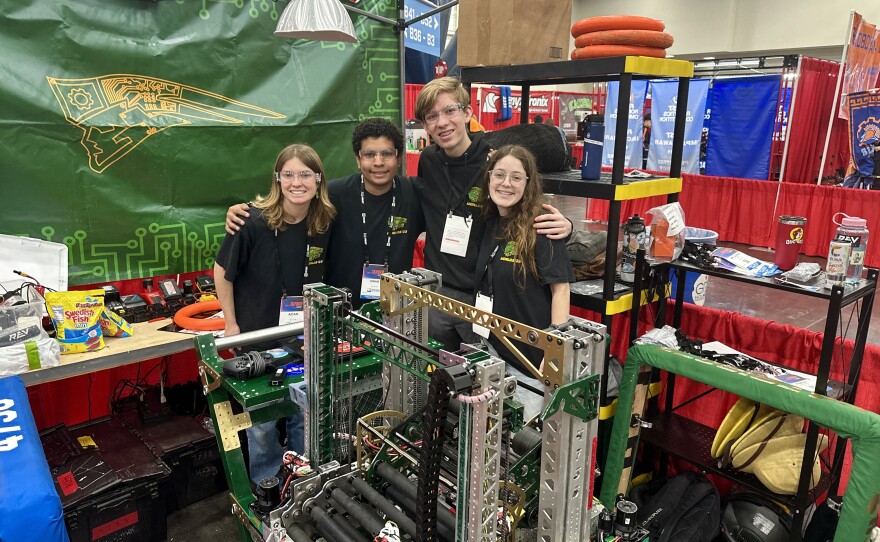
xmin=404 ymin=0 xmax=441 ymax=57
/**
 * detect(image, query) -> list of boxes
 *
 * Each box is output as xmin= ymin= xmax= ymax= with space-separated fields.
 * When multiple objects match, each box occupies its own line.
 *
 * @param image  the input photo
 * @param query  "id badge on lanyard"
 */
xmin=472 ymin=292 xmax=493 ymax=339
xmin=360 ymin=263 xmax=385 ymax=300
xmin=440 ymin=213 xmax=472 ymax=257
xmin=279 ymin=295 xmax=304 ymax=325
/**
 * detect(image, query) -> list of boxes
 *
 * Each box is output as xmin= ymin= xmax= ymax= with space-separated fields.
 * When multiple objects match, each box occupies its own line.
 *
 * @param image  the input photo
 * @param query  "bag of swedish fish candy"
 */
xmin=99 ymin=308 xmax=133 ymax=338
xmin=45 ymin=290 xmax=106 ymax=354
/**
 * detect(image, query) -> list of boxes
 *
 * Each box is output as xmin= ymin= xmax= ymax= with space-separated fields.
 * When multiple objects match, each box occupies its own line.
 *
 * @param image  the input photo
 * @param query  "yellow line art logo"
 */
xmin=47 ymin=74 xmax=284 ymax=173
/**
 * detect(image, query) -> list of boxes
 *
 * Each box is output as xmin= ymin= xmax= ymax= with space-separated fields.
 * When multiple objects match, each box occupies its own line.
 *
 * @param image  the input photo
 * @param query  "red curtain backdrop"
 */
xmin=782 ymin=58 xmax=850 ymax=183
xmin=587 ymin=174 xmax=880 ymax=268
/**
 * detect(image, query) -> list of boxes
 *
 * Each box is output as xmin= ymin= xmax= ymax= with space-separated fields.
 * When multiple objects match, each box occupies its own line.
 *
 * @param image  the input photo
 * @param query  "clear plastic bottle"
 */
xmin=833 ymin=213 xmax=870 ymax=283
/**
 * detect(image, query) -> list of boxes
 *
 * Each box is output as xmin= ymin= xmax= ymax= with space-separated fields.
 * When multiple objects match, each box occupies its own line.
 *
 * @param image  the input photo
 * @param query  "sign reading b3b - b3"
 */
xmin=404 ymin=0 xmax=442 ymax=57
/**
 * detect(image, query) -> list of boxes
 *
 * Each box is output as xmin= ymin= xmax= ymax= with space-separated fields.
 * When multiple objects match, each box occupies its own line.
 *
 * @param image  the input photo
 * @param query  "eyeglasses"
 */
xmin=276 ymin=170 xmax=320 ymax=183
xmin=423 ymin=103 xmax=466 ymax=125
xmin=489 ymin=169 xmax=528 ymax=184
xmin=359 ymin=149 xmax=398 ymax=161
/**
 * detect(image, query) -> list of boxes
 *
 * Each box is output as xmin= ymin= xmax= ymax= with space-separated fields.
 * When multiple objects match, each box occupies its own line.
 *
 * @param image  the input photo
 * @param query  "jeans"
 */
xmin=245 ymin=412 xmax=304 ymax=484
xmin=429 ymin=286 xmax=480 ymax=352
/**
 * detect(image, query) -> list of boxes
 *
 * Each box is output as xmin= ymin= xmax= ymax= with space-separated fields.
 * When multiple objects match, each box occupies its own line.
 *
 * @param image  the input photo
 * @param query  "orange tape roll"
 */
xmin=173 ymin=300 xmax=225 ymax=331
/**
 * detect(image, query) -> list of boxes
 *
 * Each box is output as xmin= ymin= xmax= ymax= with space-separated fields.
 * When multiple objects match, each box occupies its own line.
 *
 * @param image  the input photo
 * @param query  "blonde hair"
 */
xmin=480 ymin=145 xmax=545 ymax=288
xmin=414 ymin=77 xmax=470 ymax=122
xmin=253 ymin=144 xmax=335 ymax=236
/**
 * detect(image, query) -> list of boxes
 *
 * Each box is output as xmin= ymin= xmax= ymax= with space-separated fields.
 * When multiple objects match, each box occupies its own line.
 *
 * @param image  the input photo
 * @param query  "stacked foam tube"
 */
xmin=569 ymin=15 xmax=673 ymax=59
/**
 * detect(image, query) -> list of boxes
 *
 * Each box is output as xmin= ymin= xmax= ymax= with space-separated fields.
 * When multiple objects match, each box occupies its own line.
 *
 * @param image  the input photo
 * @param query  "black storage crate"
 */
xmin=65 ymin=478 xmax=167 ymax=542
xmin=119 ymin=411 xmax=227 ymax=510
xmin=63 ymin=417 xmax=171 ymax=542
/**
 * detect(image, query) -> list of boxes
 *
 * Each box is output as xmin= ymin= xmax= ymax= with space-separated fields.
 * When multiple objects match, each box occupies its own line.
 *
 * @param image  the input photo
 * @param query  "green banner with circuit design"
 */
xmin=0 ymin=0 xmax=399 ymax=286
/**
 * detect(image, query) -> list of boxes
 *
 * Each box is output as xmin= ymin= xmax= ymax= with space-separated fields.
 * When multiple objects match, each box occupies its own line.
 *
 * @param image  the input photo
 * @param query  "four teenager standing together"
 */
xmin=218 ymin=77 xmax=575 ymax=482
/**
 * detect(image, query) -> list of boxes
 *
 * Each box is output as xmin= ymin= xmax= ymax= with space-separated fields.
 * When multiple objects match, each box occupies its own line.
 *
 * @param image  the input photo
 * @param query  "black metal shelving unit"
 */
xmin=461 ymin=56 xmax=693 ymax=401
xmin=463 ymin=57 xmax=692 ymax=321
xmin=643 ymin=264 xmax=878 ymax=539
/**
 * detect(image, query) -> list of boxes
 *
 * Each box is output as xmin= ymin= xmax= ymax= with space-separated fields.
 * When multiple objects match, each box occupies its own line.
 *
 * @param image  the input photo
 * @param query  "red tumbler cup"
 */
xmin=775 ymin=216 xmax=806 ymax=270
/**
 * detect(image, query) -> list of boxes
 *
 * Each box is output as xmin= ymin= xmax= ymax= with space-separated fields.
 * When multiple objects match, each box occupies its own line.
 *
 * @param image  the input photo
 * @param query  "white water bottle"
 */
xmin=833 ymin=213 xmax=870 ymax=283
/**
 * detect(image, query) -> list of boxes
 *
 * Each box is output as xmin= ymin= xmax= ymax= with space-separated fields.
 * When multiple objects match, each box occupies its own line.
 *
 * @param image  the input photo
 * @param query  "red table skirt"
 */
xmin=588 ymin=174 xmax=880 ymax=268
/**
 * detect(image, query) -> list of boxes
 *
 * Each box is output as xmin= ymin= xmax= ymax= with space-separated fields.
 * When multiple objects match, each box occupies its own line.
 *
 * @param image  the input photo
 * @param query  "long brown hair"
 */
xmin=480 ymin=145 xmax=544 ymax=288
xmin=253 ymin=144 xmax=335 ymax=236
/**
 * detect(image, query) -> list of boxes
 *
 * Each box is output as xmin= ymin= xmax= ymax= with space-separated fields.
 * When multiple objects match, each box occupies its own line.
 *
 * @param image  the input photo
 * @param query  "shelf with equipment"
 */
xmin=649 ymin=264 xmax=878 ymax=539
xmin=541 ymin=169 xmax=682 ymax=201
xmin=461 ymin=56 xmax=692 ymax=324
xmin=570 ymin=278 xmax=670 ymax=316
xmin=641 ymin=411 xmax=832 ymax=509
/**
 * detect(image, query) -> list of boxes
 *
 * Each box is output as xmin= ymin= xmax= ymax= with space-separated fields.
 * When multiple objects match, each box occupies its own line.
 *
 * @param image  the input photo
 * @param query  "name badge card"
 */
xmin=360 ymin=263 xmax=385 ymax=300
xmin=440 ymin=214 xmax=472 ymax=257
xmin=279 ymin=296 xmax=304 ymax=325
xmin=472 ymin=293 xmax=493 ymax=339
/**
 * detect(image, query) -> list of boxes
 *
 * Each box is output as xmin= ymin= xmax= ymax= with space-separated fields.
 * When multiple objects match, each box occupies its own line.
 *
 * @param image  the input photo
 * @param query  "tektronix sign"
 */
xmin=482 ymin=91 xmax=551 ymax=113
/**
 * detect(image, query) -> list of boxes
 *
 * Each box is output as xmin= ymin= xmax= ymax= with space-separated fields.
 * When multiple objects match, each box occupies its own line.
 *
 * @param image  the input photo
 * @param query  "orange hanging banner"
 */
xmin=839 ymin=12 xmax=880 ymax=119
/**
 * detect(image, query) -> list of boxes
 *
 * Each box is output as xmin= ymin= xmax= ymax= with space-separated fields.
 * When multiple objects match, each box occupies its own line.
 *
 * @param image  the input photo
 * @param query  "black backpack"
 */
xmin=629 ymin=471 xmax=721 ymax=542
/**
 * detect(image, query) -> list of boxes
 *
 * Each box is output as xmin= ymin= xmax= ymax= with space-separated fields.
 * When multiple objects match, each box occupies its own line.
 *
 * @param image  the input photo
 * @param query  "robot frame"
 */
xmin=196 ymin=268 xmax=607 ymax=542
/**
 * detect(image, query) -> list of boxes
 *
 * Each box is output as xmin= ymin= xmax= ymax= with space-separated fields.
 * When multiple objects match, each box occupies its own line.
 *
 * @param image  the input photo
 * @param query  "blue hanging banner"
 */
xmin=603 ymin=80 xmax=648 ymax=168
xmin=647 ymin=78 xmax=710 ymax=174
xmin=847 ymin=91 xmax=880 ymax=176
xmin=704 ymin=75 xmax=781 ymax=180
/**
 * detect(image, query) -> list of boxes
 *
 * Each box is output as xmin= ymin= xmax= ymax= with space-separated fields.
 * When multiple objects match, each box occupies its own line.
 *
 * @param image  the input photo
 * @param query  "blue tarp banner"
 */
xmin=0 ymin=376 xmax=69 ymax=541
xmin=705 ymin=75 xmax=781 ymax=180
xmin=647 ymin=78 xmax=710 ymax=173
xmin=847 ymin=91 xmax=880 ymax=176
xmin=603 ymin=80 xmax=648 ymax=168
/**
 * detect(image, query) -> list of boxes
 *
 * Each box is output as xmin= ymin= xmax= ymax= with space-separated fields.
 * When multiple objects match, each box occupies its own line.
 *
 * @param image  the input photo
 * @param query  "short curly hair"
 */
xmin=351 ymin=118 xmax=405 ymax=156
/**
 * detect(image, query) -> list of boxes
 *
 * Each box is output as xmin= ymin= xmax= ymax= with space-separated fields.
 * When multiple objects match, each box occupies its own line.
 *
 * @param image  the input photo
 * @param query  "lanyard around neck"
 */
xmin=478 ymin=244 xmax=501 ymax=297
xmin=360 ymin=176 xmax=396 ymax=268
xmin=274 ymin=228 xmax=310 ymax=297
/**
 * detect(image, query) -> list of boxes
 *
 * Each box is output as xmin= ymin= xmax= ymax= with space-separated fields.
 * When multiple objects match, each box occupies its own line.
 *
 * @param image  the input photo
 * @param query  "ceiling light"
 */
xmin=275 ymin=0 xmax=357 ymax=42
xmin=703 ymin=56 xmax=715 ymax=60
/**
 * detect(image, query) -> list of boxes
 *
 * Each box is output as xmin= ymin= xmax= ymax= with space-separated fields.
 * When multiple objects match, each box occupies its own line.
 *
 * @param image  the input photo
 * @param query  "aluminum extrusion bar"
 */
xmin=536 ymin=319 xmax=605 ymax=542
xmin=455 ymin=357 xmax=506 ymax=541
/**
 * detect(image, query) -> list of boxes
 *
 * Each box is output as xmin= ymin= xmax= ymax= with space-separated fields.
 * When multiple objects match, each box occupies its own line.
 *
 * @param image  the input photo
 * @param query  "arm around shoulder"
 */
xmin=225 ymin=202 xmax=252 ymax=235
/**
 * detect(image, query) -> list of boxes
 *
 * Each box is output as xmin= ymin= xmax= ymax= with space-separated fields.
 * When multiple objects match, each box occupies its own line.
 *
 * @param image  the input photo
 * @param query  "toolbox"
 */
xmin=41 ymin=417 xmax=170 ymax=542
xmin=119 ymin=411 xmax=227 ymax=511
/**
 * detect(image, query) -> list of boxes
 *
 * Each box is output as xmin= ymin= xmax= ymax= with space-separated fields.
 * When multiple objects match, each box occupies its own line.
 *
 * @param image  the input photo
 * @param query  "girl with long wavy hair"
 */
xmin=474 ymin=145 xmax=574 ymax=418
xmin=214 ymin=143 xmax=335 ymax=483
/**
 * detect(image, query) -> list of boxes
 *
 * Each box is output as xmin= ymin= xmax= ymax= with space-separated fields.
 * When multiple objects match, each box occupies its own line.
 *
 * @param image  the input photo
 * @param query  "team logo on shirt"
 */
xmin=308 ymin=246 xmax=325 ymax=265
xmin=500 ymin=241 xmax=521 ymax=263
xmin=466 ymin=187 xmax=483 ymax=208
xmin=388 ymin=216 xmax=408 ymax=234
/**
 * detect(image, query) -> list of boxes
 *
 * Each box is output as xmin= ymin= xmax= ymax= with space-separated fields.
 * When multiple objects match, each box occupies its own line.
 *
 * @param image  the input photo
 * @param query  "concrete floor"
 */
xmin=166 ymin=195 xmax=880 ymax=540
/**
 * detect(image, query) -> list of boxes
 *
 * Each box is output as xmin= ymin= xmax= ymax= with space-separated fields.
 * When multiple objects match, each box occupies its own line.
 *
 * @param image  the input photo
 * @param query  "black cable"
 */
xmin=415 ymin=365 xmax=471 ymax=542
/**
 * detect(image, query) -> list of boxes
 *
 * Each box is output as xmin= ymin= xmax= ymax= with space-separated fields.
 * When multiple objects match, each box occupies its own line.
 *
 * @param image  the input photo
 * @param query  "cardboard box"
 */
xmin=458 ymin=0 xmax=572 ymax=67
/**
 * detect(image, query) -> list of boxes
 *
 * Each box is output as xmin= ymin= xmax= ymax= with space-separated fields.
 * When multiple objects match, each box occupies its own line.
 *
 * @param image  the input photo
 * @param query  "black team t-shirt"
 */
xmin=414 ymin=135 xmax=491 ymax=293
xmin=475 ymin=215 xmax=575 ymax=373
xmin=325 ymin=174 xmax=425 ymax=308
xmin=215 ymin=210 xmax=329 ymax=348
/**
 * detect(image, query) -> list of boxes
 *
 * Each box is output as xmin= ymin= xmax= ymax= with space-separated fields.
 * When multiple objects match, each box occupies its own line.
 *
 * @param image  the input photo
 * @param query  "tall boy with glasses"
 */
xmin=412 ymin=77 xmax=572 ymax=351
xmin=226 ymin=118 xmax=424 ymax=307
